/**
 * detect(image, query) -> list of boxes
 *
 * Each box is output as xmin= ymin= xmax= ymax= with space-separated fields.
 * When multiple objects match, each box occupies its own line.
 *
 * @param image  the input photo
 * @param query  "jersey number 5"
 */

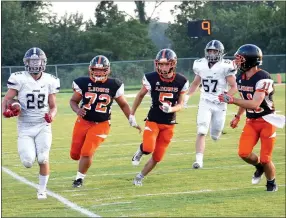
xmin=83 ymin=92 xmax=111 ymax=113
xmin=159 ymin=92 xmax=173 ymax=107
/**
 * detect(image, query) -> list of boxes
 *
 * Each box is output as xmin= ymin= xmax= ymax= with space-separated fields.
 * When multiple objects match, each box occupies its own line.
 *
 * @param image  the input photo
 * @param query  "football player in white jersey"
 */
xmin=2 ymin=47 xmax=60 ymax=199
xmin=184 ymin=40 xmax=238 ymax=169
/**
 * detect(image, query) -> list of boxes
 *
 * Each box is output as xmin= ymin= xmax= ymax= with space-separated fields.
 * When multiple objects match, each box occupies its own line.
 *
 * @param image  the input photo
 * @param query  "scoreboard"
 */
xmin=187 ymin=20 xmax=212 ymax=37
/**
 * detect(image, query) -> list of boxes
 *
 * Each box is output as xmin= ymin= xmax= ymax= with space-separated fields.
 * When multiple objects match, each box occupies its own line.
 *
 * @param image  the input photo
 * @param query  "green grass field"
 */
xmin=2 ymin=85 xmax=285 ymax=217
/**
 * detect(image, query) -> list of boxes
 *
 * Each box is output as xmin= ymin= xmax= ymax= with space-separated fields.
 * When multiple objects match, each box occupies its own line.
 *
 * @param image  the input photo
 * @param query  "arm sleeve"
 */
xmin=7 ymin=73 xmax=22 ymax=91
xmin=180 ymin=80 xmax=190 ymax=94
xmin=224 ymin=60 xmax=237 ymax=77
xmin=142 ymin=75 xmax=151 ymax=91
xmin=72 ymin=80 xmax=82 ymax=95
xmin=255 ymin=79 xmax=274 ymax=95
xmin=193 ymin=61 xmax=200 ymax=76
xmin=114 ymin=83 xmax=124 ymax=99
xmin=49 ymin=77 xmax=60 ymax=94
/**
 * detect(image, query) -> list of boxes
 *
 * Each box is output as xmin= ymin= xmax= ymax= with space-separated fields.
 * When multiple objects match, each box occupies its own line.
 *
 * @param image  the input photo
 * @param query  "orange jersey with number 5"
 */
xmin=237 ymin=69 xmax=275 ymax=119
xmin=143 ymin=72 xmax=189 ymax=124
xmin=72 ymin=76 xmax=123 ymax=122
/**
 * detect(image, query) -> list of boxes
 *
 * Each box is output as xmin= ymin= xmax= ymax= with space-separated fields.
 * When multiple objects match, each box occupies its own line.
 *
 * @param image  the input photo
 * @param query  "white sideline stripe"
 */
xmin=2 ymin=167 xmax=101 ymax=218
xmin=95 ymin=184 xmax=286 ymax=202
xmin=44 ymin=162 xmax=286 ymax=181
xmin=92 ymin=202 xmax=132 ymax=207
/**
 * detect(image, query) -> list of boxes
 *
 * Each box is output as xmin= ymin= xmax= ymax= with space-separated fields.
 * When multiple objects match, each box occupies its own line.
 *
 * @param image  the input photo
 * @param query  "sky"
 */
xmin=51 ymin=2 xmax=180 ymax=23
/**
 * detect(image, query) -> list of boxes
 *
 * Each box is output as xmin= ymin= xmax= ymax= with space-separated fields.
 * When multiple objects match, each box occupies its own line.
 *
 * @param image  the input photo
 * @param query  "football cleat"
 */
xmin=72 ymin=178 xmax=83 ymax=188
xmin=252 ymin=166 xmax=264 ymax=185
xmin=266 ymin=183 xmax=278 ymax=192
xmin=192 ymin=162 xmax=203 ymax=169
xmin=37 ymin=191 xmax=47 ymax=200
xmin=132 ymin=149 xmax=143 ymax=166
xmin=133 ymin=176 xmax=143 ymax=186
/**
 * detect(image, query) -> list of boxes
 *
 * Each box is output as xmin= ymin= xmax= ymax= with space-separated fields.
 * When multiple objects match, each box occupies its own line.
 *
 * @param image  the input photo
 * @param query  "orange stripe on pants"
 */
xmin=142 ymin=120 xmax=175 ymax=162
xmin=70 ymin=116 xmax=110 ymax=160
xmin=238 ymin=118 xmax=276 ymax=164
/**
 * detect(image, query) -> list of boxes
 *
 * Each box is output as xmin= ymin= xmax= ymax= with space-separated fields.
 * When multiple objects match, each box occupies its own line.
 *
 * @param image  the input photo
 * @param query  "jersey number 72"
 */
xmin=83 ymin=92 xmax=111 ymax=113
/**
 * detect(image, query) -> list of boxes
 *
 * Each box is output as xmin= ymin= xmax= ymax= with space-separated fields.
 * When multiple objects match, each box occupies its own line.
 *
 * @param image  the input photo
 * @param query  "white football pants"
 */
xmin=196 ymin=99 xmax=227 ymax=140
xmin=17 ymin=121 xmax=52 ymax=168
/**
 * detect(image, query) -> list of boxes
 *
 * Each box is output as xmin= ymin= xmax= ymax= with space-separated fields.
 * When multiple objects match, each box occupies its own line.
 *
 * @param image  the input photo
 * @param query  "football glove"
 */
xmin=9 ymin=103 xmax=21 ymax=116
xmin=44 ymin=113 xmax=53 ymax=123
xmin=129 ymin=114 xmax=138 ymax=127
xmin=3 ymin=109 xmax=16 ymax=118
xmin=230 ymin=115 xmax=240 ymax=129
xmin=218 ymin=92 xmax=234 ymax=104
xmin=161 ymin=102 xmax=173 ymax=113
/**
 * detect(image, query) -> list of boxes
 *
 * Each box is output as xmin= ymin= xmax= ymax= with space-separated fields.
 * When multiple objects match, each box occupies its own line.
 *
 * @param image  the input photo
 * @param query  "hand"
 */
xmin=129 ymin=114 xmax=142 ymax=134
xmin=230 ymin=115 xmax=240 ymax=129
xmin=161 ymin=102 xmax=173 ymax=113
xmin=76 ymin=108 xmax=86 ymax=117
xmin=218 ymin=92 xmax=234 ymax=104
xmin=44 ymin=113 xmax=53 ymax=123
xmin=3 ymin=109 xmax=16 ymax=118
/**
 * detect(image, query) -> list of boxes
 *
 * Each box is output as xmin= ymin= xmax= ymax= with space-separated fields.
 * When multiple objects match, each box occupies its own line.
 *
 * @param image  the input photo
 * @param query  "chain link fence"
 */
xmin=2 ymin=55 xmax=285 ymax=92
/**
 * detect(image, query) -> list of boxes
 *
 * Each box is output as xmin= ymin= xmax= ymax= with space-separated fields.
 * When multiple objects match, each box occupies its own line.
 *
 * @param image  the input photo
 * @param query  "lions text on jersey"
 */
xmin=193 ymin=58 xmax=237 ymax=103
xmin=142 ymin=72 xmax=189 ymax=124
xmin=237 ymin=69 xmax=275 ymax=119
xmin=72 ymin=77 xmax=124 ymax=122
xmin=7 ymin=71 xmax=60 ymax=123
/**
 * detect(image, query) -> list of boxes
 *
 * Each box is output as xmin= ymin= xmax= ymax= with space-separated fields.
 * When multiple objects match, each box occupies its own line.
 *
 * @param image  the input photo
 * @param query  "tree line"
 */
xmin=2 ymin=1 xmax=285 ymax=66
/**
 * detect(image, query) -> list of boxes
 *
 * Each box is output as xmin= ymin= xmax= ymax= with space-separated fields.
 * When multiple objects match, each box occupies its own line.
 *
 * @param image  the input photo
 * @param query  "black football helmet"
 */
xmin=23 ymin=47 xmax=47 ymax=74
xmin=205 ymin=40 xmax=225 ymax=62
xmin=89 ymin=55 xmax=110 ymax=82
xmin=234 ymin=44 xmax=262 ymax=73
xmin=155 ymin=48 xmax=177 ymax=82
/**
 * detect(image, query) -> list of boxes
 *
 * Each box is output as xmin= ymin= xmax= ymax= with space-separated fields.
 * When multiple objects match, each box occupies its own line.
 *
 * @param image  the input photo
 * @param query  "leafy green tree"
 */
xmin=166 ymin=1 xmax=286 ymax=58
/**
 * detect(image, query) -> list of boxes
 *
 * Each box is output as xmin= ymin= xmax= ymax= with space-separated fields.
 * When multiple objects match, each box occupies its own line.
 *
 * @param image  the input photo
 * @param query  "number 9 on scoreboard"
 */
xmin=187 ymin=20 xmax=212 ymax=37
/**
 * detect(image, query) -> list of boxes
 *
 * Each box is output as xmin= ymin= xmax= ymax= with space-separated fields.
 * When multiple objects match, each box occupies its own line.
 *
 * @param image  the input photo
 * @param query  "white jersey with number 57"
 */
xmin=193 ymin=58 xmax=237 ymax=103
xmin=7 ymin=71 xmax=60 ymax=123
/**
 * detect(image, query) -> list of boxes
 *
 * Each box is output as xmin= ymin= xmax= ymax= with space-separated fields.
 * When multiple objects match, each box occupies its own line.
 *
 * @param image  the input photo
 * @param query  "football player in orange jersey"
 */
xmin=219 ymin=44 xmax=285 ymax=191
xmin=70 ymin=55 xmax=141 ymax=188
xmin=129 ymin=49 xmax=189 ymax=186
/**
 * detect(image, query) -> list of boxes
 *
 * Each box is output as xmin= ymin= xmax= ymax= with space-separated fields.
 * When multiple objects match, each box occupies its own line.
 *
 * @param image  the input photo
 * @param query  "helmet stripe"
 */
xmin=98 ymin=56 xmax=102 ymax=64
xmin=33 ymin=47 xmax=36 ymax=54
xmin=161 ymin=49 xmax=166 ymax=59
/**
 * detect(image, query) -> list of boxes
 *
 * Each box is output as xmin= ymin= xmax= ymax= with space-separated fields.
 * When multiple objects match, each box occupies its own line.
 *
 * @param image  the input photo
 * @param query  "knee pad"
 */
xmin=238 ymin=150 xmax=250 ymax=158
xmin=260 ymin=156 xmax=271 ymax=164
xmin=22 ymin=159 xmax=33 ymax=168
xmin=37 ymin=152 xmax=49 ymax=164
xmin=152 ymin=154 xmax=162 ymax=163
xmin=70 ymin=152 xmax=80 ymax=160
xmin=140 ymin=143 xmax=151 ymax=155
xmin=197 ymin=125 xmax=208 ymax=136
xmin=210 ymin=130 xmax=221 ymax=141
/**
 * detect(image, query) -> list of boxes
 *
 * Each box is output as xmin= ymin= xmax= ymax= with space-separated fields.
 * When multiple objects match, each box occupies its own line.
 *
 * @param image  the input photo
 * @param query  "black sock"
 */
xmin=267 ymin=178 xmax=275 ymax=184
xmin=254 ymin=162 xmax=263 ymax=171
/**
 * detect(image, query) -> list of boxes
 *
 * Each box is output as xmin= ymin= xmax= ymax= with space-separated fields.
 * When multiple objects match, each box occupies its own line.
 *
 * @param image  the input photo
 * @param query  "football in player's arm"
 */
xmin=2 ymin=47 xmax=60 ymax=200
xmin=183 ymin=40 xmax=237 ymax=169
xmin=219 ymin=44 xmax=285 ymax=192
xmin=69 ymin=55 xmax=141 ymax=188
xmin=129 ymin=48 xmax=189 ymax=186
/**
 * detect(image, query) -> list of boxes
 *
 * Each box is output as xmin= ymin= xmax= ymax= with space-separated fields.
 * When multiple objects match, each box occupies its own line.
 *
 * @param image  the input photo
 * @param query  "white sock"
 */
xmin=76 ymin=171 xmax=86 ymax=180
xmin=136 ymin=172 xmax=144 ymax=180
xmin=196 ymin=153 xmax=204 ymax=164
xmin=39 ymin=174 xmax=49 ymax=192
